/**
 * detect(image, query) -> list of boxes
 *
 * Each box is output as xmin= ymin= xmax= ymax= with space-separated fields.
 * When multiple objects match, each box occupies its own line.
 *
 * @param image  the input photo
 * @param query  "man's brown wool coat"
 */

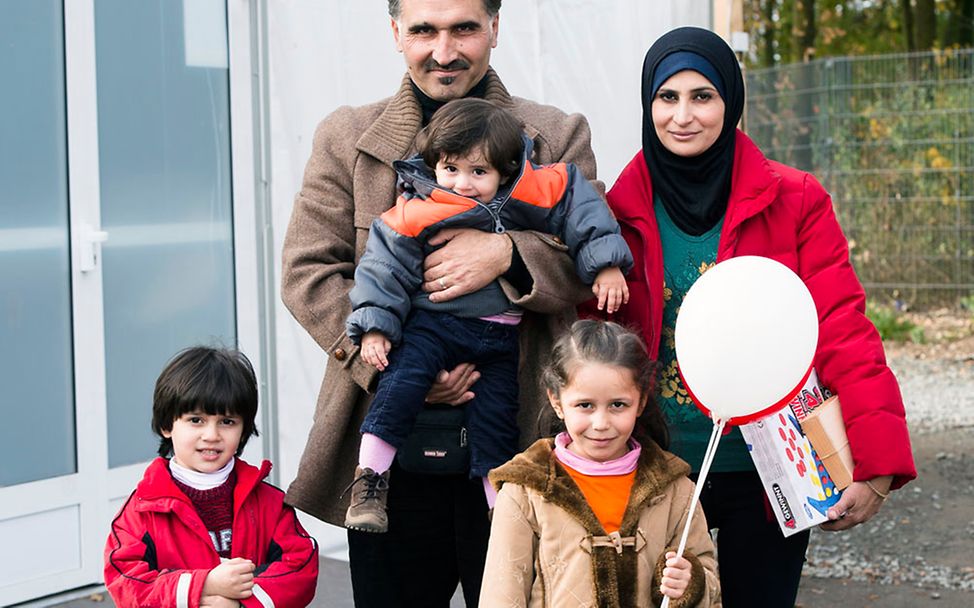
xmin=282 ymin=69 xmax=601 ymax=525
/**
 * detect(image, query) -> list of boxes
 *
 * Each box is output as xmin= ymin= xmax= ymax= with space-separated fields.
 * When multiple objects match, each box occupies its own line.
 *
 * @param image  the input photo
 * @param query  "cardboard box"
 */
xmin=800 ymin=396 xmax=854 ymax=490
xmin=739 ymin=369 xmax=843 ymax=536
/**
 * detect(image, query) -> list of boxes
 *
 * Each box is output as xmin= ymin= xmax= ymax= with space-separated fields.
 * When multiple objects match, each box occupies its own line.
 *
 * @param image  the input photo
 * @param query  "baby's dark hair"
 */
xmin=417 ymin=98 xmax=524 ymax=181
xmin=541 ymin=319 xmax=669 ymax=449
xmin=151 ymin=346 xmax=260 ymax=458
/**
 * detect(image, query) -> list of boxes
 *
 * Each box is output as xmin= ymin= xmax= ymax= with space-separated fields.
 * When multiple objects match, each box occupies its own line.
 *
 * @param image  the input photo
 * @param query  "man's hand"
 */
xmin=425 ymin=363 xmax=480 ymax=406
xmin=360 ymin=331 xmax=392 ymax=371
xmin=202 ymin=558 xmax=255 ymax=600
xmin=820 ymin=475 xmax=893 ymax=531
xmin=593 ymin=267 xmax=629 ymax=314
xmin=423 ymin=228 xmax=512 ymax=303
xmin=659 ymin=551 xmax=691 ymax=600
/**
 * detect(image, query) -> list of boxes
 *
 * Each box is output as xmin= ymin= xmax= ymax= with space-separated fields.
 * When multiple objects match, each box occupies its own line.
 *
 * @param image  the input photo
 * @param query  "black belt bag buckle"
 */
xmin=396 ymin=405 xmax=469 ymax=475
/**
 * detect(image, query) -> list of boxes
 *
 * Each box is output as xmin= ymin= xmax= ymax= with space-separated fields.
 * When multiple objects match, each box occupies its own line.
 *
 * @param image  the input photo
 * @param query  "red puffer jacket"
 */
xmin=596 ymin=130 xmax=916 ymax=490
xmin=105 ymin=457 xmax=318 ymax=607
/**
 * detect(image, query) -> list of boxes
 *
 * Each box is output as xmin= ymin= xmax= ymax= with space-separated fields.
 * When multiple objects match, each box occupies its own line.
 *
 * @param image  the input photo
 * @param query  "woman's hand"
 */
xmin=593 ymin=267 xmax=629 ymax=314
xmin=659 ymin=551 xmax=691 ymax=599
xmin=360 ymin=331 xmax=392 ymax=371
xmin=422 ymin=228 xmax=512 ymax=303
xmin=425 ymin=363 xmax=481 ymax=406
xmin=820 ymin=475 xmax=893 ymax=531
xmin=202 ymin=558 xmax=255 ymax=600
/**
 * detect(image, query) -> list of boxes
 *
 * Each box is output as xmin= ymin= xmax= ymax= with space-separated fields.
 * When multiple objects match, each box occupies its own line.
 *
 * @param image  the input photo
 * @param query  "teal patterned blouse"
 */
xmin=654 ymin=198 xmax=754 ymax=473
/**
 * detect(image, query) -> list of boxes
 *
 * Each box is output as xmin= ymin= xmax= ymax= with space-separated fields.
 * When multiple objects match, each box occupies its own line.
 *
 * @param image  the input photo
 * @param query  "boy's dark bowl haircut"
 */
xmin=151 ymin=346 xmax=260 ymax=458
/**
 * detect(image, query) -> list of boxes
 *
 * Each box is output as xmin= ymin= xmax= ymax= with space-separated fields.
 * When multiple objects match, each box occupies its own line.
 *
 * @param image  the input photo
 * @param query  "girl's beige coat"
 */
xmin=481 ymin=439 xmax=721 ymax=608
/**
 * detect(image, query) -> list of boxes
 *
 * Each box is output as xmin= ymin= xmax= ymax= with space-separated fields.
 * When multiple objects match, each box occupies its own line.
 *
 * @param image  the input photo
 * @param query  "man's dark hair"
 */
xmin=151 ymin=346 xmax=260 ymax=458
xmin=388 ymin=0 xmax=501 ymax=19
xmin=417 ymin=98 xmax=523 ymax=181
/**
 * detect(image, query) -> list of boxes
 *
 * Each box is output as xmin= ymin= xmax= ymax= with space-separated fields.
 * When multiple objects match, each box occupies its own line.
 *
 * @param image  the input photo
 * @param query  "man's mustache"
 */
xmin=424 ymin=59 xmax=470 ymax=72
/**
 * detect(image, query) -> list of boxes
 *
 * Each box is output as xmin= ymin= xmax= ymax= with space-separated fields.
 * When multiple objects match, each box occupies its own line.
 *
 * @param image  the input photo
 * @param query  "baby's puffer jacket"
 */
xmin=346 ymin=135 xmax=633 ymax=345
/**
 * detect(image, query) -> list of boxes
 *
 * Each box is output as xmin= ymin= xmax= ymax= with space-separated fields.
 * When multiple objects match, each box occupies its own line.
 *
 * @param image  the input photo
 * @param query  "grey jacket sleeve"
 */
xmin=545 ymin=163 xmax=634 ymax=284
xmin=346 ymin=219 xmax=424 ymax=346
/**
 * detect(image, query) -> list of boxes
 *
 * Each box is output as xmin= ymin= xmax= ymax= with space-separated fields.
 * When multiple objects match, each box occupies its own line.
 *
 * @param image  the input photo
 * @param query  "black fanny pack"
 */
xmin=396 ymin=405 xmax=469 ymax=475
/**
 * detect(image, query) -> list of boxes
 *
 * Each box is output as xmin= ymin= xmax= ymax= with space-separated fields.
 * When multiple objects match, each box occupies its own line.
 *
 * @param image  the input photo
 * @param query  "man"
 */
xmin=282 ymin=1 xmax=599 ymax=605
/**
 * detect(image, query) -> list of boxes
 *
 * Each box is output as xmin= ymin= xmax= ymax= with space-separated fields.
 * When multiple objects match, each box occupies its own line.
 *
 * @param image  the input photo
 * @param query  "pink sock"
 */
xmin=358 ymin=433 xmax=397 ymax=474
xmin=482 ymin=476 xmax=498 ymax=509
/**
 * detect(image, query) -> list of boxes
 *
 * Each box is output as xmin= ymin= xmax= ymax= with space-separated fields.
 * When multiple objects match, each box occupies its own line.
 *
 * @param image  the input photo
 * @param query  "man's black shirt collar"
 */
xmin=410 ymin=75 xmax=490 ymax=126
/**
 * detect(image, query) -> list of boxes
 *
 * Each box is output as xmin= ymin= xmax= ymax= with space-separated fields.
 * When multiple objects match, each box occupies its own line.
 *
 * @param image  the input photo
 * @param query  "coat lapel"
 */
xmin=618 ymin=442 xmax=688 ymax=534
xmin=718 ymin=131 xmax=782 ymax=258
xmin=355 ymin=68 xmax=519 ymax=166
xmin=355 ymin=73 xmax=423 ymax=167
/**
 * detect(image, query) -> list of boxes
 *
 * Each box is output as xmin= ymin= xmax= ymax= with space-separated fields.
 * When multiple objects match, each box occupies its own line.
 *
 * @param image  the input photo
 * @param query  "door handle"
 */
xmin=79 ymin=225 xmax=109 ymax=273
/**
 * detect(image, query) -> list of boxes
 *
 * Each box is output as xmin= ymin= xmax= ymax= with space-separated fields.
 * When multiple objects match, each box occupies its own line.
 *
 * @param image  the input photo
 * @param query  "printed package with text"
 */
xmin=739 ymin=369 xmax=843 ymax=536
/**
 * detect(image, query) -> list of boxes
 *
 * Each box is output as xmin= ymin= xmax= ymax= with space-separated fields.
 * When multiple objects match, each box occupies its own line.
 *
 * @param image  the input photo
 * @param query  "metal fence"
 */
xmin=745 ymin=49 xmax=974 ymax=308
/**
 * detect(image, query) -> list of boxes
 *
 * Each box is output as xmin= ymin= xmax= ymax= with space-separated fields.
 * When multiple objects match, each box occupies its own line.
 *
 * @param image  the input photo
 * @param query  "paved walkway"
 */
xmin=39 ymin=558 xmax=463 ymax=608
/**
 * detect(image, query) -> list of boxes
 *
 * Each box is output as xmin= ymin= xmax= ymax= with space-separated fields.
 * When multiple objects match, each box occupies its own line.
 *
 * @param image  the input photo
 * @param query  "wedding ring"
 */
xmin=438 ymin=277 xmax=447 ymax=290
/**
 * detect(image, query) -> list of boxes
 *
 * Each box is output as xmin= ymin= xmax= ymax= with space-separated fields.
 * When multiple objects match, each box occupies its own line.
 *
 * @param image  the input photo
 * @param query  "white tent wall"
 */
xmin=268 ymin=0 xmax=711 ymax=558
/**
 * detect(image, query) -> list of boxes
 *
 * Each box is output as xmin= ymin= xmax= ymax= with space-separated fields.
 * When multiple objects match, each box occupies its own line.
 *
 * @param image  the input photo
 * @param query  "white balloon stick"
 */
xmin=660 ymin=417 xmax=726 ymax=608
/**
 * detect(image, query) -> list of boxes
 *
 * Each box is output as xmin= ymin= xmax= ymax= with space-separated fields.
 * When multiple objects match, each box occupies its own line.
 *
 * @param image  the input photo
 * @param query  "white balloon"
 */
xmin=674 ymin=256 xmax=819 ymax=424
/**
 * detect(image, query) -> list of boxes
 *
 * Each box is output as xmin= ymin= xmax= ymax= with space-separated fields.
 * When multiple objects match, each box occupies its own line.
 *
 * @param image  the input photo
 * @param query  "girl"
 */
xmin=480 ymin=320 xmax=720 ymax=608
xmin=590 ymin=26 xmax=915 ymax=606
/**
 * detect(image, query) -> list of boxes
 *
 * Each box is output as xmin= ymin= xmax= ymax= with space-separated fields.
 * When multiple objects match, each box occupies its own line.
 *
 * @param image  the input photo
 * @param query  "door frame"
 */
xmin=0 ymin=1 xmax=267 ymax=604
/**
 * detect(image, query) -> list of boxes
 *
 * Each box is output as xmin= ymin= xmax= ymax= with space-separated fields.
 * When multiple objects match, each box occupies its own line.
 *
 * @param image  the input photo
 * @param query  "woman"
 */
xmin=594 ymin=26 xmax=916 ymax=605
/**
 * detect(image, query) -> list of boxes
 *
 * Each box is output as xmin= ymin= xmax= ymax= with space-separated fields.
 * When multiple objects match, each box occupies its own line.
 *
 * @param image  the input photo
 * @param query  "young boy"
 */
xmin=344 ymin=98 xmax=633 ymax=533
xmin=104 ymin=347 xmax=318 ymax=608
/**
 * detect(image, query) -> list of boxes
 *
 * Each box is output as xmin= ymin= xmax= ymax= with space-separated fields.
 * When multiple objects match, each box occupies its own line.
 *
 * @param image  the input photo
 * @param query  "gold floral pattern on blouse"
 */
xmin=662 ymin=325 xmax=675 ymax=352
xmin=659 ymin=360 xmax=691 ymax=404
xmin=658 ymin=259 xmax=717 ymax=422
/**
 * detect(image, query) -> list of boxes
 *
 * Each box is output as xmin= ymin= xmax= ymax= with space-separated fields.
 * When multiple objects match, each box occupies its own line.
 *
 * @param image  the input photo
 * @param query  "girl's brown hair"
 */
xmin=541 ymin=319 xmax=669 ymax=449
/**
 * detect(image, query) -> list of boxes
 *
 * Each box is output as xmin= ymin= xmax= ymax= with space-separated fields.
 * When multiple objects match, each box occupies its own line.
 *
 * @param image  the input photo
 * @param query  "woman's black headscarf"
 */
xmin=641 ymin=27 xmax=745 ymax=236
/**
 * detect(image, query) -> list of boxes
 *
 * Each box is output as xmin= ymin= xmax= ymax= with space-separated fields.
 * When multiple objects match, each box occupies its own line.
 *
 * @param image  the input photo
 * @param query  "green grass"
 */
xmin=961 ymin=294 xmax=974 ymax=318
xmin=866 ymin=304 xmax=925 ymax=343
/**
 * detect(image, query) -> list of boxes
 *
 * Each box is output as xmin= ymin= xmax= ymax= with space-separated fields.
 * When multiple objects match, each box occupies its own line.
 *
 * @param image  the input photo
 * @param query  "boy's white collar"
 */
xmin=169 ymin=457 xmax=235 ymax=490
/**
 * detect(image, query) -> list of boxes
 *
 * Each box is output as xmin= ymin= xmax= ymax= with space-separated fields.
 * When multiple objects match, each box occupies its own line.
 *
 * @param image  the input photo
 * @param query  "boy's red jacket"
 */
xmin=105 ymin=457 xmax=318 ymax=607
xmin=589 ymin=130 xmax=916 ymax=490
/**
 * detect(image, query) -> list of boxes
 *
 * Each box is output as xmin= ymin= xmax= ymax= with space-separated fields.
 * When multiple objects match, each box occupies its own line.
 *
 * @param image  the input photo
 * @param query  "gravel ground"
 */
xmin=796 ymin=311 xmax=974 ymax=607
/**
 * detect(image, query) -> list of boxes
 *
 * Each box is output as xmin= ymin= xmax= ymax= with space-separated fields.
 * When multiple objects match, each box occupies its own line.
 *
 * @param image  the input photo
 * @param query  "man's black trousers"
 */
xmin=348 ymin=461 xmax=491 ymax=607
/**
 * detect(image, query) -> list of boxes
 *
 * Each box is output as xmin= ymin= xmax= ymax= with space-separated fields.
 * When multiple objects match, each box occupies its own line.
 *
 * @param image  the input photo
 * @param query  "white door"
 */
xmin=0 ymin=1 xmax=261 ymax=604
